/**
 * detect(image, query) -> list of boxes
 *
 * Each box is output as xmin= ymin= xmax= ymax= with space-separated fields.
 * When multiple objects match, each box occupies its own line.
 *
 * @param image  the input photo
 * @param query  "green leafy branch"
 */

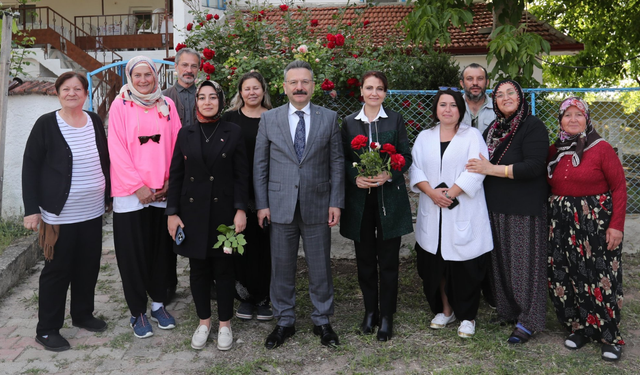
xmin=402 ymin=0 xmax=474 ymax=48
xmin=1 ymin=0 xmax=38 ymax=77
xmin=213 ymin=224 xmax=246 ymax=255
xmin=486 ymin=23 xmax=550 ymax=84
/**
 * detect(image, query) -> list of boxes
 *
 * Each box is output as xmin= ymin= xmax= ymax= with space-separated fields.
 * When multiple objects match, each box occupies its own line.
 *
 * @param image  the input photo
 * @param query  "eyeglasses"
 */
xmin=138 ymin=134 xmax=161 ymax=145
xmin=494 ymin=90 xmax=518 ymax=100
xmin=439 ymin=86 xmax=460 ymax=92
xmin=286 ymin=79 xmax=313 ymax=87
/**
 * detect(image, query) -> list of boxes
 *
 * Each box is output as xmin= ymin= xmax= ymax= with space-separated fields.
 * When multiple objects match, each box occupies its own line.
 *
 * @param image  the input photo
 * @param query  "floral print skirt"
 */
xmin=548 ymin=193 xmax=624 ymax=345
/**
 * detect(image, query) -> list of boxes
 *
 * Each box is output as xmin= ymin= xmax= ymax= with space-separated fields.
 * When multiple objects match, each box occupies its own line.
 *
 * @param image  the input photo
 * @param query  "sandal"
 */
xmin=564 ymin=333 xmax=588 ymax=350
xmin=507 ymin=323 xmax=532 ymax=344
xmin=601 ymin=344 xmax=622 ymax=362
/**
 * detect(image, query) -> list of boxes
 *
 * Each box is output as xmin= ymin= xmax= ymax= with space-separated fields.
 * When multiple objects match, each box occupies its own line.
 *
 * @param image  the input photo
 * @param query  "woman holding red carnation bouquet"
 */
xmin=340 ymin=71 xmax=413 ymax=341
xmin=409 ymin=88 xmax=493 ymax=339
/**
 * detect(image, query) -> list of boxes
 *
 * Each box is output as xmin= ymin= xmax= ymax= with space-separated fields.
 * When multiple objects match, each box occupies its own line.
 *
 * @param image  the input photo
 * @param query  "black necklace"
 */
xmin=200 ymin=123 xmax=220 ymax=143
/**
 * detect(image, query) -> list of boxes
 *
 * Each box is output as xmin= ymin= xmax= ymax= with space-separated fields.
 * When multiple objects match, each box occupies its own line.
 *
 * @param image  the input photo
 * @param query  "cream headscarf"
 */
xmin=118 ymin=56 xmax=170 ymax=119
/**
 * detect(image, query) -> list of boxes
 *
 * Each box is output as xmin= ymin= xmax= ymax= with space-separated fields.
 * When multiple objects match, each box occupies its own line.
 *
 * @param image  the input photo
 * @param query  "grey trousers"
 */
xmin=269 ymin=205 xmax=334 ymax=327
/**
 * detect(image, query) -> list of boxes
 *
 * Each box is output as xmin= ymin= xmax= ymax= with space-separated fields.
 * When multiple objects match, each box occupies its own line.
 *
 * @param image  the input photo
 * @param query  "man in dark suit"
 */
xmin=254 ymin=60 xmax=345 ymax=349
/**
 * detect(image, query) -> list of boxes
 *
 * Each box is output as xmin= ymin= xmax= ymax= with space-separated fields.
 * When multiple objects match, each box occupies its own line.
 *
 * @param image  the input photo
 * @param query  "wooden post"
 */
xmin=0 ymin=13 xmax=13 ymax=215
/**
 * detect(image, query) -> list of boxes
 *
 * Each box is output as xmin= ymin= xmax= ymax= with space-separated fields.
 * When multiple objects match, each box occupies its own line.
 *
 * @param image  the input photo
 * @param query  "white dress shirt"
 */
xmin=354 ymin=105 xmax=388 ymax=147
xmin=288 ymin=102 xmax=311 ymax=144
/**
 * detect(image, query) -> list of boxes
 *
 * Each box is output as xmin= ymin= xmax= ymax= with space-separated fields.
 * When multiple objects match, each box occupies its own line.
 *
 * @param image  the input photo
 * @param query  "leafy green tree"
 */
xmin=529 ymin=0 xmax=640 ymax=87
xmin=403 ymin=0 xmax=550 ymax=85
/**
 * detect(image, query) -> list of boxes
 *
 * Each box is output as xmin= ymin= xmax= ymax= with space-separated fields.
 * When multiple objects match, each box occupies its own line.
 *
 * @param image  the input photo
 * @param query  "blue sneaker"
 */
xmin=130 ymin=314 xmax=153 ymax=339
xmin=150 ymin=306 xmax=176 ymax=330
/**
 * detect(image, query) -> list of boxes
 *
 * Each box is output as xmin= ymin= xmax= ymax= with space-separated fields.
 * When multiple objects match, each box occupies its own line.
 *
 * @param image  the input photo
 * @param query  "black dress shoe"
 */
xmin=265 ymin=325 xmax=296 ymax=349
xmin=377 ymin=315 xmax=393 ymax=341
xmin=35 ymin=333 xmax=70 ymax=352
xmin=166 ymin=286 xmax=177 ymax=304
xmin=360 ymin=311 xmax=378 ymax=335
xmin=72 ymin=317 xmax=108 ymax=332
xmin=313 ymin=323 xmax=340 ymax=347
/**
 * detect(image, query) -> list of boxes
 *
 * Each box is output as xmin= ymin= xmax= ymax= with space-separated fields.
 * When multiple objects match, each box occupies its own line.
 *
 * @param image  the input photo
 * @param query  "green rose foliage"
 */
xmin=181 ymin=0 xmax=460 ymax=105
xmin=213 ymin=224 xmax=246 ymax=255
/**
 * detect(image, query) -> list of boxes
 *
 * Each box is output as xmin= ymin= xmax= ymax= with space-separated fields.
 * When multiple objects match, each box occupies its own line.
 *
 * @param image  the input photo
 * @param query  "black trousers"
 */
xmin=190 ymin=256 xmax=235 ymax=321
xmin=166 ymin=252 xmax=178 ymax=290
xmin=113 ymin=207 xmax=171 ymax=316
xmin=37 ymin=216 xmax=102 ymax=336
xmin=416 ymin=242 xmax=487 ymax=321
xmin=233 ymin=209 xmax=271 ymax=304
xmin=354 ymin=190 xmax=401 ymax=317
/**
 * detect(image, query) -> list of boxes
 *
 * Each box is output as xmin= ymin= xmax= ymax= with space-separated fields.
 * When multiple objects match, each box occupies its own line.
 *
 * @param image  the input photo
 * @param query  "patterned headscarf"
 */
xmin=118 ymin=56 xmax=170 ymax=119
xmin=195 ymin=80 xmax=225 ymax=124
xmin=547 ymin=97 xmax=604 ymax=178
xmin=485 ymin=79 xmax=529 ymax=162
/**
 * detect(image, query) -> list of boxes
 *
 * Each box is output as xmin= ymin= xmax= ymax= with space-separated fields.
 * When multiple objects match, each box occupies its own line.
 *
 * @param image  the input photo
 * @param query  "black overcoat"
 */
xmin=165 ymin=120 xmax=249 ymax=259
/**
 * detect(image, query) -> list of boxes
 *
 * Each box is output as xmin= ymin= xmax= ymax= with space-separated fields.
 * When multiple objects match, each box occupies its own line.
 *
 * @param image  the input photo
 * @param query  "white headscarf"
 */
xmin=118 ymin=56 xmax=170 ymax=118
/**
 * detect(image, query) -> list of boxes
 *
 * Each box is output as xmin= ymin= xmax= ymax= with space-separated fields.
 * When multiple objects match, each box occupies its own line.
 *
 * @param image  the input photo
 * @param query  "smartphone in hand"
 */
xmin=176 ymin=226 xmax=185 ymax=245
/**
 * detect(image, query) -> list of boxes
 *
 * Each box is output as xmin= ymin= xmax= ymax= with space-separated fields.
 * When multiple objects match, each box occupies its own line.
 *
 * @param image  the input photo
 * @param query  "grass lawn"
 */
xmin=189 ymin=250 xmax=640 ymax=374
xmin=0 ymin=219 xmax=32 ymax=257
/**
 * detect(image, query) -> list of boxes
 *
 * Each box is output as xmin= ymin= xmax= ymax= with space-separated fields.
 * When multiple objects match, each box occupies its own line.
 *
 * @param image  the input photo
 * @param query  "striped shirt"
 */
xmin=41 ymin=112 xmax=106 ymax=224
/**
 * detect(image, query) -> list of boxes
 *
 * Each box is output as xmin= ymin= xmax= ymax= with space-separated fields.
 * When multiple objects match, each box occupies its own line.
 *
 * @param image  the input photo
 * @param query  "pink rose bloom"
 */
xmin=329 ymin=90 xmax=337 ymax=99
xmin=297 ymin=44 xmax=308 ymax=53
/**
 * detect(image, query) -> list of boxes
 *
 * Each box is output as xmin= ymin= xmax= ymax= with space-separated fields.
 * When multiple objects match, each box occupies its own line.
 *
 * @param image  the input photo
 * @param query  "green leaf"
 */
xmin=237 ymin=245 xmax=244 ymax=255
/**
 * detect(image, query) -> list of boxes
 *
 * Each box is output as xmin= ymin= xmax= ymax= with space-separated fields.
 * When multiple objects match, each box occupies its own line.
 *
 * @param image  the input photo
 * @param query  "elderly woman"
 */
xmin=466 ymin=79 xmax=549 ymax=344
xmin=547 ymin=97 xmax=626 ymax=361
xmin=221 ymin=72 xmax=274 ymax=322
xmin=167 ymin=80 xmax=249 ymax=351
xmin=340 ymin=71 xmax=413 ymax=341
xmin=410 ymin=88 xmax=493 ymax=339
xmin=22 ymin=72 xmax=110 ymax=351
xmin=108 ymin=56 xmax=181 ymax=339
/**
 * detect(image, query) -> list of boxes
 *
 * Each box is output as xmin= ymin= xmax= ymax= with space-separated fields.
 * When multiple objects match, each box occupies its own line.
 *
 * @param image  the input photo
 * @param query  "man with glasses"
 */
xmin=460 ymin=63 xmax=495 ymax=133
xmin=162 ymin=48 xmax=201 ymax=304
xmin=254 ymin=60 xmax=345 ymax=349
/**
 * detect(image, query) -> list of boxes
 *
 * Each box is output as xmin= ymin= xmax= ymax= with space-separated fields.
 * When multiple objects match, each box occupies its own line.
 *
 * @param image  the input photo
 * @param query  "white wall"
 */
xmin=454 ymin=55 xmax=543 ymax=85
xmin=3 ymin=95 xmax=61 ymax=219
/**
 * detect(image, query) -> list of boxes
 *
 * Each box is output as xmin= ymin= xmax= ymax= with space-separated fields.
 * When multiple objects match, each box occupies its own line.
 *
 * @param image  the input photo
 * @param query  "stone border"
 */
xmin=0 ymin=234 xmax=41 ymax=298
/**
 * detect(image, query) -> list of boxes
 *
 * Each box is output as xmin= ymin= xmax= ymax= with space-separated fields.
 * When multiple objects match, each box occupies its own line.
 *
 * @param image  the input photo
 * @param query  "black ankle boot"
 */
xmin=360 ymin=311 xmax=378 ymax=335
xmin=377 ymin=315 xmax=393 ymax=341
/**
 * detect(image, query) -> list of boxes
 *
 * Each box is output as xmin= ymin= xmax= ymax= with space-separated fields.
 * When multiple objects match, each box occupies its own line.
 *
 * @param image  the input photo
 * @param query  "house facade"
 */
xmin=7 ymin=0 xmax=582 ymax=82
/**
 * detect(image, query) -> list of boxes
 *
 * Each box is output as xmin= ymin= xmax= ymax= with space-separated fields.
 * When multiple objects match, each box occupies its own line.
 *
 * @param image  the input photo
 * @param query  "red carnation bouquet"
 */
xmin=350 ymin=135 xmax=406 ymax=177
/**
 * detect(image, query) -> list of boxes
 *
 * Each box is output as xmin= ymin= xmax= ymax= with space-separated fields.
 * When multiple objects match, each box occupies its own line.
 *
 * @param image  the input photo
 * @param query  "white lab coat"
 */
xmin=409 ymin=124 xmax=493 ymax=261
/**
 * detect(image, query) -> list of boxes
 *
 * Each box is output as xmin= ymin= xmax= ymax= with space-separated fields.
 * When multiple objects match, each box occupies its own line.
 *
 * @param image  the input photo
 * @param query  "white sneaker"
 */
xmin=457 ymin=320 xmax=476 ymax=338
xmin=191 ymin=324 xmax=210 ymax=350
xmin=430 ymin=312 xmax=456 ymax=329
xmin=217 ymin=326 xmax=233 ymax=351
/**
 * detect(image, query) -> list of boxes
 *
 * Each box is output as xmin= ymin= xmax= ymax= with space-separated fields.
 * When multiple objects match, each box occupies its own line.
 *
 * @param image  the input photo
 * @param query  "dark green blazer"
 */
xmin=340 ymin=107 xmax=414 ymax=242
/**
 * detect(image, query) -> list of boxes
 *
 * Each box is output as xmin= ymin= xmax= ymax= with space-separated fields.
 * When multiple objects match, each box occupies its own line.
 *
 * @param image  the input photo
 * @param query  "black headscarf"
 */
xmin=195 ymin=80 xmax=225 ymax=123
xmin=485 ymin=79 xmax=530 ymax=163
